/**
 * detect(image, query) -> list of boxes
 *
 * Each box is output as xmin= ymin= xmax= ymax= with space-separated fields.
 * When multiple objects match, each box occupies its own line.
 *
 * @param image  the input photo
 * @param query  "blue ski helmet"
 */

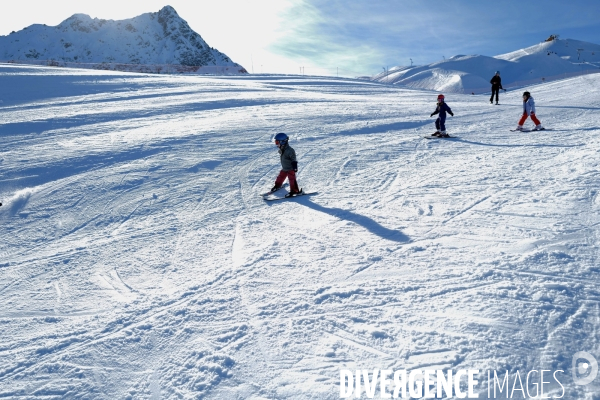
xmin=274 ymin=132 xmax=289 ymax=146
xmin=495 ymin=71 xmax=500 ymax=75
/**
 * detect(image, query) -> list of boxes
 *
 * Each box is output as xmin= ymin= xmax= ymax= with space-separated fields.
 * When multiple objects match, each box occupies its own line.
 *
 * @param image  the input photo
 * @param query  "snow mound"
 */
xmin=6 ymin=187 xmax=37 ymax=216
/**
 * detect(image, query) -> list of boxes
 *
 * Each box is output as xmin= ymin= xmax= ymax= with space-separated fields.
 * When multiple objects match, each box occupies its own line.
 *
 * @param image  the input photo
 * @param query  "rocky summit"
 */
xmin=0 ymin=6 xmax=246 ymax=72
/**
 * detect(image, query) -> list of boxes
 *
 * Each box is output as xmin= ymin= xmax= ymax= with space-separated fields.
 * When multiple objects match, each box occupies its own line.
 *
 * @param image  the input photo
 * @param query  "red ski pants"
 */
xmin=518 ymin=112 xmax=541 ymax=126
xmin=275 ymin=170 xmax=300 ymax=193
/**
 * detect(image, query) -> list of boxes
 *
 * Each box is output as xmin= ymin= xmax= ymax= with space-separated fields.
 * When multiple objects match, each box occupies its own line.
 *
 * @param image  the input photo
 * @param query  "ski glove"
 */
xmin=292 ymin=161 xmax=298 ymax=172
xmin=430 ymin=113 xmax=434 ymax=117
xmin=449 ymin=112 xmax=454 ymax=116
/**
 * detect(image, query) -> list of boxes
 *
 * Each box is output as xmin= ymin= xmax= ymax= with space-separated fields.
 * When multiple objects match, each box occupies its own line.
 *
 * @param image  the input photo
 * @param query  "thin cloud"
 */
xmin=270 ymin=0 xmax=600 ymax=76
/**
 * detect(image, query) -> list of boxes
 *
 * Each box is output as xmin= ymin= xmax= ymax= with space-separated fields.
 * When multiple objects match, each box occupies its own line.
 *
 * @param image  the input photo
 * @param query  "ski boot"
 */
xmin=285 ymin=188 xmax=303 ymax=198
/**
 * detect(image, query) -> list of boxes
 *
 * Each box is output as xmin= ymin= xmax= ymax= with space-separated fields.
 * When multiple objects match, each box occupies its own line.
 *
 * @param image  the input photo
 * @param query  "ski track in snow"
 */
xmin=1 ymin=64 xmax=600 ymax=398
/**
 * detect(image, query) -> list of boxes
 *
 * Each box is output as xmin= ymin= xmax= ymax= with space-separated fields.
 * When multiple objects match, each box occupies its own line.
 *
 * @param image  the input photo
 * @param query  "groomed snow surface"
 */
xmin=1 ymin=64 xmax=600 ymax=399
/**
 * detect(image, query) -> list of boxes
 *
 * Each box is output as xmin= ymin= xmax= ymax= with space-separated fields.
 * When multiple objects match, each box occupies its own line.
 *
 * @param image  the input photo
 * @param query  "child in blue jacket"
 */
xmin=430 ymin=94 xmax=454 ymax=137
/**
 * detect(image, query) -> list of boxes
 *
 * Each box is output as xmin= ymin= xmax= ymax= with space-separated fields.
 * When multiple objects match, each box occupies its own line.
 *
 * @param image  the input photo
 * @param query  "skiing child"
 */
xmin=430 ymin=94 xmax=454 ymax=137
xmin=269 ymin=132 xmax=303 ymax=198
xmin=515 ymin=91 xmax=545 ymax=131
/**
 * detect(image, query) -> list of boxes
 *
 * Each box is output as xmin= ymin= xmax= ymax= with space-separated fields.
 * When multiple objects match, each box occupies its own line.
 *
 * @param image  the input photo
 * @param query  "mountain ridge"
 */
xmin=373 ymin=38 xmax=600 ymax=93
xmin=0 ymin=5 xmax=247 ymax=74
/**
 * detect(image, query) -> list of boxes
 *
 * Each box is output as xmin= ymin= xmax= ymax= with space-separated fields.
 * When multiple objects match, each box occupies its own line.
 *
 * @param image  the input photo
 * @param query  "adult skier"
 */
xmin=430 ymin=94 xmax=454 ymax=137
xmin=490 ymin=71 xmax=504 ymax=104
xmin=269 ymin=133 xmax=303 ymax=197
xmin=515 ymin=91 xmax=545 ymax=131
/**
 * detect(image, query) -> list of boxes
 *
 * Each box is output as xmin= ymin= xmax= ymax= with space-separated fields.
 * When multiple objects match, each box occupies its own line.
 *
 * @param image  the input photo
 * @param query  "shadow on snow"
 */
xmin=456 ymin=139 xmax=585 ymax=148
xmin=268 ymin=196 xmax=410 ymax=243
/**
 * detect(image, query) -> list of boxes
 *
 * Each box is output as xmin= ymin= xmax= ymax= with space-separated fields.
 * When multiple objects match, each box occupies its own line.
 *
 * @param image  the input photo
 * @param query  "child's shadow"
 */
xmin=296 ymin=197 xmax=410 ymax=243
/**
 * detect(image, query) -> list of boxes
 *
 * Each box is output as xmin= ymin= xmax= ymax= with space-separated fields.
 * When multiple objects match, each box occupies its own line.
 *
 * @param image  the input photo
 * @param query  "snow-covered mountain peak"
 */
xmin=0 ymin=6 xmax=246 ymax=72
xmin=496 ymin=38 xmax=600 ymax=62
xmin=374 ymin=37 xmax=600 ymax=93
xmin=157 ymin=4 xmax=181 ymax=21
xmin=155 ymin=5 xmax=188 ymax=36
xmin=62 ymin=13 xmax=93 ymax=23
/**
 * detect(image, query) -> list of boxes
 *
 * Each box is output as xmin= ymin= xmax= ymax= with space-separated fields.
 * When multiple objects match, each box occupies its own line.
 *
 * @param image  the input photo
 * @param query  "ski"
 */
xmin=510 ymin=128 xmax=548 ymax=132
xmin=423 ymin=135 xmax=457 ymax=139
xmin=263 ymin=191 xmax=317 ymax=201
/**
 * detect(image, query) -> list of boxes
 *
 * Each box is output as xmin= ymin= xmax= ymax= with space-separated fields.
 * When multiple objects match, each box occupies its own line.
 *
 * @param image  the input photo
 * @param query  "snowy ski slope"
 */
xmin=1 ymin=63 xmax=600 ymax=399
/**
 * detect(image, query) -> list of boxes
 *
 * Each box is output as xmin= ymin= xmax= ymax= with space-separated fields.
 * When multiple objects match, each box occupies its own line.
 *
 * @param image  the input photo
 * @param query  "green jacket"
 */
xmin=279 ymin=144 xmax=297 ymax=171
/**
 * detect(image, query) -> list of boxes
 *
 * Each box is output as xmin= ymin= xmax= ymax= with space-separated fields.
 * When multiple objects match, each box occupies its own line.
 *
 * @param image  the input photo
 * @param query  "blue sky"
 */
xmin=275 ymin=0 xmax=600 ymax=76
xmin=2 ymin=0 xmax=599 ymax=76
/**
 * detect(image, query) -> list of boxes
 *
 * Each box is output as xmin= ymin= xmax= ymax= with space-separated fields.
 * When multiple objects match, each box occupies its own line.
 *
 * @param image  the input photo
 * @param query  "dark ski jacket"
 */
xmin=431 ymin=102 xmax=453 ymax=119
xmin=490 ymin=75 xmax=503 ymax=89
xmin=278 ymin=143 xmax=297 ymax=171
